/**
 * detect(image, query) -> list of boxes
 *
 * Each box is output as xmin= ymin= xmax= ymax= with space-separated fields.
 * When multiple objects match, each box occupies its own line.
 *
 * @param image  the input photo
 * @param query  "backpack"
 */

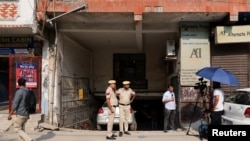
xmin=26 ymin=90 xmax=37 ymax=114
xmin=199 ymin=123 xmax=208 ymax=140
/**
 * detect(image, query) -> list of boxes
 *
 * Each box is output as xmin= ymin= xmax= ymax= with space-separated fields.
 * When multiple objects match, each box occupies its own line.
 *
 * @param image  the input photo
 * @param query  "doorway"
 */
xmin=0 ymin=57 xmax=9 ymax=107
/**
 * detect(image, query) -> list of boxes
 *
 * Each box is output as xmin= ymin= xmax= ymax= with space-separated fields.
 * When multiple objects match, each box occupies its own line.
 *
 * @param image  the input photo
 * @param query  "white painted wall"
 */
xmin=44 ymin=33 xmax=94 ymax=126
xmin=60 ymin=35 xmax=93 ymax=78
xmin=1 ymin=0 xmax=37 ymax=31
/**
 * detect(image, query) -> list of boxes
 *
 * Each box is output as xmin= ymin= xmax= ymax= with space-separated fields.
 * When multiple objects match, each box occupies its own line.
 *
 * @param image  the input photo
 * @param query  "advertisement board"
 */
xmin=16 ymin=62 xmax=38 ymax=88
xmin=180 ymin=22 xmax=211 ymax=86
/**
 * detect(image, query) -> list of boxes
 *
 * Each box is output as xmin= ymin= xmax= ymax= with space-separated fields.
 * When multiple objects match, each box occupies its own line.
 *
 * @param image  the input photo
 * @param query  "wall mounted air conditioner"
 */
xmin=166 ymin=40 xmax=175 ymax=56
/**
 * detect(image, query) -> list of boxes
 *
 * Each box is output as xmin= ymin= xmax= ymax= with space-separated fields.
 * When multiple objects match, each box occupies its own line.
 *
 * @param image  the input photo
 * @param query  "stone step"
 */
xmin=38 ymin=122 xmax=59 ymax=131
xmin=26 ymin=113 xmax=42 ymax=132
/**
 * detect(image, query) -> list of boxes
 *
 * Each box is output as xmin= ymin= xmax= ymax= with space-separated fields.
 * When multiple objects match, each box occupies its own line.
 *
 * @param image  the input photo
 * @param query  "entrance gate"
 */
xmin=59 ymin=76 xmax=90 ymax=129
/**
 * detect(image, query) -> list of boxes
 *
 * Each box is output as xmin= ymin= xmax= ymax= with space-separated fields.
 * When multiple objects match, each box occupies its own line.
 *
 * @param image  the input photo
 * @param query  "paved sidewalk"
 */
xmin=1 ymin=106 xmax=207 ymax=141
xmin=0 ymin=108 xmax=13 ymax=133
xmin=0 ymin=128 xmax=207 ymax=141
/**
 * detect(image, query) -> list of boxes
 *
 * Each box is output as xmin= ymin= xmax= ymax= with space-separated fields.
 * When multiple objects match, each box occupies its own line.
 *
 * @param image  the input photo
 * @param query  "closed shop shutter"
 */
xmin=211 ymin=43 xmax=249 ymax=93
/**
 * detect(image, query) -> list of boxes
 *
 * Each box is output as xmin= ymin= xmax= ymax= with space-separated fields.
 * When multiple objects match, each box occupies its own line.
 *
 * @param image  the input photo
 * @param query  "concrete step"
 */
xmin=26 ymin=113 xmax=43 ymax=132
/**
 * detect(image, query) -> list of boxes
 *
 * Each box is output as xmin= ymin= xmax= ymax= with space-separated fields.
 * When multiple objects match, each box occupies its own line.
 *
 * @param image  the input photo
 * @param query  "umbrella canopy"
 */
xmin=196 ymin=67 xmax=239 ymax=86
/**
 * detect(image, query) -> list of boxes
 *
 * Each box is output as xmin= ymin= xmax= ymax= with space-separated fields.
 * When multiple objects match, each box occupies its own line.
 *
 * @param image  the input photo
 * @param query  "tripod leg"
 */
xmin=186 ymin=99 xmax=199 ymax=135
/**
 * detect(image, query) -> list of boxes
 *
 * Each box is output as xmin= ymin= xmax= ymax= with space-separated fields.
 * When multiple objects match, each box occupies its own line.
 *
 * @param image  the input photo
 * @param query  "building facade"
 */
xmin=1 ymin=0 xmax=250 ymax=130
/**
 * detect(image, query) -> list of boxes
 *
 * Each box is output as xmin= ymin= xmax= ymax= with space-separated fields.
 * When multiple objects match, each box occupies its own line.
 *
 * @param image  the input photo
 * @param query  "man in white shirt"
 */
xmin=162 ymin=84 xmax=176 ymax=132
xmin=210 ymin=81 xmax=224 ymax=125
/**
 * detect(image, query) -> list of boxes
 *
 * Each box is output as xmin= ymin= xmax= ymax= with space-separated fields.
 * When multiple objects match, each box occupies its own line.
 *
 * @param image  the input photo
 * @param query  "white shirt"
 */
xmin=162 ymin=91 xmax=176 ymax=110
xmin=213 ymin=88 xmax=224 ymax=111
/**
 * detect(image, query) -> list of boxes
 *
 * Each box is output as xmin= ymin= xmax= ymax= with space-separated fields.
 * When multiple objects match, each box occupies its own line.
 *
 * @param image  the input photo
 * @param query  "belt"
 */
xmin=119 ymin=103 xmax=130 ymax=106
xmin=112 ymin=105 xmax=118 ymax=107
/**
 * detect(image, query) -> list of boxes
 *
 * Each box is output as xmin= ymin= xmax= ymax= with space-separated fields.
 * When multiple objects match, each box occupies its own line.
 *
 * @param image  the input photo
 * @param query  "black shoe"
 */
xmin=124 ymin=131 xmax=131 ymax=135
xmin=106 ymin=136 xmax=116 ymax=140
xmin=119 ymin=132 xmax=123 ymax=137
xmin=112 ymin=134 xmax=117 ymax=138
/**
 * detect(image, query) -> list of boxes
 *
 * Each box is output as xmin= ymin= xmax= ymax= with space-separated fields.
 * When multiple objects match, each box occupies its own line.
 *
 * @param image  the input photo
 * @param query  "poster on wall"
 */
xmin=16 ymin=62 xmax=37 ymax=88
xmin=180 ymin=22 xmax=211 ymax=86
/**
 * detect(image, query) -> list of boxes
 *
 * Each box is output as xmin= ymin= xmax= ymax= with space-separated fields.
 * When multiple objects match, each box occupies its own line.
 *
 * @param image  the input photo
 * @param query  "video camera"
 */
xmin=194 ymin=78 xmax=207 ymax=96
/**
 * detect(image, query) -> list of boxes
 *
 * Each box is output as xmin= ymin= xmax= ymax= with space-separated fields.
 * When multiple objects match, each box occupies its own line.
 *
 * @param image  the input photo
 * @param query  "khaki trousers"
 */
xmin=119 ymin=105 xmax=130 ymax=132
xmin=14 ymin=115 xmax=29 ymax=141
xmin=107 ymin=108 xmax=115 ymax=137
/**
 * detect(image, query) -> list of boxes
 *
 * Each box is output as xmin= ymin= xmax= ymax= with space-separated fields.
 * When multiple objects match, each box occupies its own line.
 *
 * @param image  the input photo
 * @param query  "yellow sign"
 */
xmin=215 ymin=25 xmax=250 ymax=44
xmin=78 ymin=89 xmax=84 ymax=100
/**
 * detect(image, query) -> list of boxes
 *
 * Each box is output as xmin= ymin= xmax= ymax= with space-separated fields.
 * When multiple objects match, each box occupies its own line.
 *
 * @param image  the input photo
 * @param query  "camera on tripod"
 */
xmin=194 ymin=78 xmax=207 ymax=96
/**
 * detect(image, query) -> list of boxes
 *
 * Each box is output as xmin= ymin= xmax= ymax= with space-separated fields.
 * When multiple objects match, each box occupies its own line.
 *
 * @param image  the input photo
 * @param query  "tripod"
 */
xmin=186 ymin=79 xmax=208 ymax=141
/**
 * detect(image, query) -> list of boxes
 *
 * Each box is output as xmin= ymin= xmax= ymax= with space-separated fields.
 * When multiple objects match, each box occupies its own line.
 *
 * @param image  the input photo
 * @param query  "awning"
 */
xmin=0 ymin=25 xmax=35 ymax=35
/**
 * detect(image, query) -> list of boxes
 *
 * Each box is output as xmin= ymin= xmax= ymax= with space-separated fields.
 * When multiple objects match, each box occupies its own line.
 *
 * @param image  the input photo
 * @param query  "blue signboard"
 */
xmin=0 ymin=37 xmax=34 ymax=55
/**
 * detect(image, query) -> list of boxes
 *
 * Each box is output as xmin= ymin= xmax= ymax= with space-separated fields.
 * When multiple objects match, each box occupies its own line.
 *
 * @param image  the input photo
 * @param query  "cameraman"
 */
xmin=210 ymin=81 xmax=224 ymax=125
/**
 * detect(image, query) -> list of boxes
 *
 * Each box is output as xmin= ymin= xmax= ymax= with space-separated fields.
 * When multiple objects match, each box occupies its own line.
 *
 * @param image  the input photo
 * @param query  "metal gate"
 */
xmin=59 ymin=76 xmax=90 ymax=129
xmin=211 ymin=43 xmax=249 ymax=93
xmin=9 ymin=54 xmax=42 ymax=113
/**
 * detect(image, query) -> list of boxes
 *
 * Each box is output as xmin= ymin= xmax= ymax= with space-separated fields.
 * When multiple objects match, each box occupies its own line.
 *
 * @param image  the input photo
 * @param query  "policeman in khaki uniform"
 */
xmin=116 ymin=81 xmax=136 ymax=137
xmin=106 ymin=80 xmax=118 ymax=140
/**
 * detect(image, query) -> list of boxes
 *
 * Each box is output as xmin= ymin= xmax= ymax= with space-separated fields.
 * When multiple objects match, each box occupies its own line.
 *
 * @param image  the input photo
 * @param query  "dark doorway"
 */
xmin=0 ymin=57 xmax=9 ymax=106
xmin=131 ymin=99 xmax=164 ymax=131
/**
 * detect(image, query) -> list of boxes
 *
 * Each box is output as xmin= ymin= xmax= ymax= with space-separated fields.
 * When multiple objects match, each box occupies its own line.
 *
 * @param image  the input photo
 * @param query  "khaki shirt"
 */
xmin=117 ymin=88 xmax=135 ymax=104
xmin=106 ymin=87 xmax=118 ymax=105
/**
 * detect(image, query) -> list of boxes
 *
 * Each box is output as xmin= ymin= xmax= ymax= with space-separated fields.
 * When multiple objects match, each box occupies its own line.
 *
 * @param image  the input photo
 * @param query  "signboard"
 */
xmin=0 ymin=37 xmax=34 ymax=55
xmin=78 ymin=89 xmax=84 ymax=100
xmin=16 ymin=62 xmax=38 ymax=88
xmin=215 ymin=25 xmax=250 ymax=44
xmin=180 ymin=22 xmax=210 ymax=86
xmin=0 ymin=37 xmax=34 ymax=48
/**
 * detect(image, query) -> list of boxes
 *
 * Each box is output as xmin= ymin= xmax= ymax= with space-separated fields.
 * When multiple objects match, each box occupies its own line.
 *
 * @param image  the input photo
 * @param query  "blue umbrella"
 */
xmin=196 ymin=67 xmax=239 ymax=86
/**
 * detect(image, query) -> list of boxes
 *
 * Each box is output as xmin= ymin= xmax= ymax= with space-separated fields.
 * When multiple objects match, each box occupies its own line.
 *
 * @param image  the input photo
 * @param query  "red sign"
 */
xmin=16 ymin=62 xmax=37 ymax=88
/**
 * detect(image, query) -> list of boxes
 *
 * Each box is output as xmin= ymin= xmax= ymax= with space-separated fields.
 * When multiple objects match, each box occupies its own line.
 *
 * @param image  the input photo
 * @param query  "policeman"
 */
xmin=106 ymin=80 xmax=118 ymax=140
xmin=116 ymin=81 xmax=136 ymax=137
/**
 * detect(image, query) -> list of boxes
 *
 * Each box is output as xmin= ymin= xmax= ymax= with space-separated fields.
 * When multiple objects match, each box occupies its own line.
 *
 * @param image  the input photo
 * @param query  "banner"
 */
xmin=180 ymin=22 xmax=210 ymax=86
xmin=16 ymin=62 xmax=38 ymax=88
xmin=215 ymin=25 xmax=250 ymax=44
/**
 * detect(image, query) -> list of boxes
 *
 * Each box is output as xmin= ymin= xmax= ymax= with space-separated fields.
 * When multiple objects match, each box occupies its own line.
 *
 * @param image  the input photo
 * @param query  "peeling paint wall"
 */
xmin=53 ymin=32 xmax=93 ymax=127
xmin=41 ymin=40 xmax=50 ymax=118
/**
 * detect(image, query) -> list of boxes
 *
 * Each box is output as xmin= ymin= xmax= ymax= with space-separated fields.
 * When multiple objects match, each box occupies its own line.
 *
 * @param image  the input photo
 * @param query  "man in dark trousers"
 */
xmin=162 ymin=84 xmax=176 ymax=132
xmin=210 ymin=81 xmax=224 ymax=125
xmin=8 ymin=78 xmax=30 ymax=140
